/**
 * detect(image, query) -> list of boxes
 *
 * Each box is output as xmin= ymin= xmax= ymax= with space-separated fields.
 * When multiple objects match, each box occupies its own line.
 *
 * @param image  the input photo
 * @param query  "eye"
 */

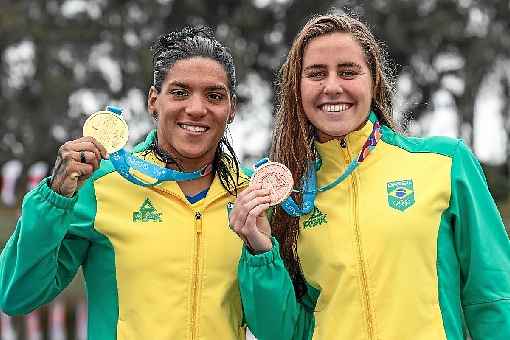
xmin=338 ymin=69 xmax=360 ymax=79
xmin=207 ymin=92 xmax=225 ymax=102
xmin=170 ymin=89 xmax=188 ymax=98
xmin=305 ymin=70 xmax=327 ymax=80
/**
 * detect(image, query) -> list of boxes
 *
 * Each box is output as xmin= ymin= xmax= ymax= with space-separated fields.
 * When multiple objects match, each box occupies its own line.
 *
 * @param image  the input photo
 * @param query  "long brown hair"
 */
xmin=270 ymin=13 xmax=396 ymax=298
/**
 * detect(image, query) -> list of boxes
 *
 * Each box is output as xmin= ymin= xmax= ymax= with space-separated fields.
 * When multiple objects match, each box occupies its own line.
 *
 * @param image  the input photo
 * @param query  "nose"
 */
xmin=322 ymin=75 xmax=343 ymax=96
xmin=184 ymin=94 xmax=207 ymax=117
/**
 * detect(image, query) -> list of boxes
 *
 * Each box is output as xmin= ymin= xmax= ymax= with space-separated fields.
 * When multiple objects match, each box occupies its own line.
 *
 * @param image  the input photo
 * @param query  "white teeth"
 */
xmin=180 ymin=124 xmax=207 ymax=132
xmin=321 ymin=104 xmax=350 ymax=112
xmin=328 ymin=105 xmax=340 ymax=112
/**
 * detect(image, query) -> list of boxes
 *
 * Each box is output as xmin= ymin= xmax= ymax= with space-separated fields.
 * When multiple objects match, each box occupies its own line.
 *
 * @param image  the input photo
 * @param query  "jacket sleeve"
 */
xmin=450 ymin=141 xmax=510 ymax=339
xmin=0 ymin=178 xmax=93 ymax=315
xmin=238 ymin=237 xmax=318 ymax=340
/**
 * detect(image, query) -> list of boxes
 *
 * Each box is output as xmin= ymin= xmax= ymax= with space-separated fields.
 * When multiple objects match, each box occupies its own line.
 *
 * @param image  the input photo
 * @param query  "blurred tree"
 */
xmin=0 ymin=0 xmax=509 ymax=203
xmin=0 ymin=0 xmax=167 ymax=168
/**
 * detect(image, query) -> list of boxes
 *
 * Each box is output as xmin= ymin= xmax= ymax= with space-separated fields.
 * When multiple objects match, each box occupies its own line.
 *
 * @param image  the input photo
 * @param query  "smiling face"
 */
xmin=300 ymin=32 xmax=373 ymax=143
xmin=147 ymin=57 xmax=234 ymax=170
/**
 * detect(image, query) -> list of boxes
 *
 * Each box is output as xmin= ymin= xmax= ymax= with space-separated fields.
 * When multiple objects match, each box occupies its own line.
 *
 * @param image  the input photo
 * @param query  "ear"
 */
xmin=147 ymin=86 xmax=159 ymax=115
xmin=228 ymin=95 xmax=237 ymax=124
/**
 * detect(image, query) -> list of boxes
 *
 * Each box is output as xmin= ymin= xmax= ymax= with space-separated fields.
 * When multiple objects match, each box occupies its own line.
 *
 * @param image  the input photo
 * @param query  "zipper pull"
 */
xmin=195 ymin=212 xmax=202 ymax=233
xmin=340 ymin=138 xmax=347 ymax=148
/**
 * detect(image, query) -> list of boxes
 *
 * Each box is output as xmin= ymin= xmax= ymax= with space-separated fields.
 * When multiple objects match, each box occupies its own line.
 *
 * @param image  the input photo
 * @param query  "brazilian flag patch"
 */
xmin=387 ymin=179 xmax=415 ymax=211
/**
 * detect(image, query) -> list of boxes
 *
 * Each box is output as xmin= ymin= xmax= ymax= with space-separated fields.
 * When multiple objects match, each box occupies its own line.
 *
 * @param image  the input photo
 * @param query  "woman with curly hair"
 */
xmin=0 ymin=26 xmax=251 ymax=339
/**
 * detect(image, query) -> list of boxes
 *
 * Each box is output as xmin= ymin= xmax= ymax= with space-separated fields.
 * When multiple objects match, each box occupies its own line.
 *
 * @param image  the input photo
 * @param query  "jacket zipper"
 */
xmin=343 ymin=139 xmax=375 ymax=339
xmin=151 ymin=188 xmax=203 ymax=340
xmin=191 ymin=211 xmax=202 ymax=340
xmin=154 ymin=184 xmax=249 ymax=340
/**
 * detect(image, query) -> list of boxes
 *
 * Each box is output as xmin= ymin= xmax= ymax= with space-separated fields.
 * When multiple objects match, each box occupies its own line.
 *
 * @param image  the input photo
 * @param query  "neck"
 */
xmin=163 ymin=154 xmax=215 ymax=196
xmin=166 ymin=159 xmax=212 ymax=173
xmin=154 ymin=138 xmax=213 ymax=173
xmin=178 ymin=172 xmax=214 ymax=197
xmin=152 ymin=137 xmax=216 ymax=195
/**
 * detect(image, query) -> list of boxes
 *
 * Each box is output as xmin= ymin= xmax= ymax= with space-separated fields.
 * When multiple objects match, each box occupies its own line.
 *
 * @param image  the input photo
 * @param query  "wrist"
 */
xmin=245 ymin=235 xmax=272 ymax=255
xmin=49 ymin=179 xmax=75 ymax=198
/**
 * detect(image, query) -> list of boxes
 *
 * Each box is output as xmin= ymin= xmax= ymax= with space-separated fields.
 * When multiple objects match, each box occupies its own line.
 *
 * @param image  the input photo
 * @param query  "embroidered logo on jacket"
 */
xmin=303 ymin=207 xmax=328 ymax=229
xmin=387 ymin=179 xmax=415 ymax=211
xmin=133 ymin=198 xmax=163 ymax=222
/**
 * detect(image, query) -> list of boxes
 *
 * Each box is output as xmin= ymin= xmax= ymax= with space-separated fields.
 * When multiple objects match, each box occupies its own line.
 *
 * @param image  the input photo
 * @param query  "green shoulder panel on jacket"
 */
xmin=132 ymin=129 xmax=156 ymax=153
xmin=381 ymin=125 xmax=459 ymax=157
xmin=241 ymin=166 xmax=254 ymax=178
xmin=91 ymin=158 xmax=115 ymax=181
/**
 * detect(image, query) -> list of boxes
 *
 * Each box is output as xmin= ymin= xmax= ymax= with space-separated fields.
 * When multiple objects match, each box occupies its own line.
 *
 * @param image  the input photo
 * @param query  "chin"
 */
xmin=179 ymin=147 xmax=214 ymax=160
xmin=179 ymin=150 xmax=209 ymax=160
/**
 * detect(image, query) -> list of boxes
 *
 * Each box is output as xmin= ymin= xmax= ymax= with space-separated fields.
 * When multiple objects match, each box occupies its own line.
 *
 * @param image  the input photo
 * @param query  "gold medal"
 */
xmin=251 ymin=161 xmax=294 ymax=206
xmin=83 ymin=110 xmax=129 ymax=153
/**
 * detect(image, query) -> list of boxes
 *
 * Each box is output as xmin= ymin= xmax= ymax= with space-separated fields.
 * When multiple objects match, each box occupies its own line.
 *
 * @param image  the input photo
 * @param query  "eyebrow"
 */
xmin=302 ymin=64 xmax=324 ymax=72
xmin=169 ymin=81 xmax=189 ymax=89
xmin=205 ymin=85 xmax=228 ymax=92
xmin=303 ymin=62 xmax=363 ymax=71
xmin=168 ymin=81 xmax=228 ymax=92
xmin=339 ymin=62 xmax=363 ymax=70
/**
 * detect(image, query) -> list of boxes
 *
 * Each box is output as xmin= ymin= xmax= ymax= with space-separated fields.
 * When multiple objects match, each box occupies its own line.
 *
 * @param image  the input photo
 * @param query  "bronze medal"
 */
xmin=251 ymin=161 xmax=294 ymax=206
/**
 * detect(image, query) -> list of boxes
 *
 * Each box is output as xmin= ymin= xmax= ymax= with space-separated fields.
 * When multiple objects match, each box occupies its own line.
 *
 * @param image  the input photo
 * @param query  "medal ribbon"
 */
xmin=280 ymin=112 xmax=382 ymax=217
xmin=107 ymin=106 xmax=212 ymax=187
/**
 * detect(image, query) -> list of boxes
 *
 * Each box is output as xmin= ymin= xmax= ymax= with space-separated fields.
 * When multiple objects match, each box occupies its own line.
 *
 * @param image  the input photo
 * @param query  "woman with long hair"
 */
xmin=230 ymin=13 xmax=510 ymax=340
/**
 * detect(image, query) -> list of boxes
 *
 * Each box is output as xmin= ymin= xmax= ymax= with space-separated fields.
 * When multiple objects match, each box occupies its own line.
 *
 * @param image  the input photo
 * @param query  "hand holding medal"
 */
xmin=228 ymin=159 xmax=293 ymax=253
xmin=49 ymin=109 xmax=117 ymax=197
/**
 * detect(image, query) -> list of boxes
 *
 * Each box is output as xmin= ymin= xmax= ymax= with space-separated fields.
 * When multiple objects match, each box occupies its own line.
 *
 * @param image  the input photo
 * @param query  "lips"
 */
xmin=319 ymin=103 xmax=352 ymax=112
xmin=178 ymin=123 xmax=209 ymax=133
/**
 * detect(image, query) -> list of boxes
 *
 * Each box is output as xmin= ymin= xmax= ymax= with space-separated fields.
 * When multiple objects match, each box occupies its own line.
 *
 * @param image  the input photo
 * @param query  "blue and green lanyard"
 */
xmin=280 ymin=112 xmax=382 ymax=217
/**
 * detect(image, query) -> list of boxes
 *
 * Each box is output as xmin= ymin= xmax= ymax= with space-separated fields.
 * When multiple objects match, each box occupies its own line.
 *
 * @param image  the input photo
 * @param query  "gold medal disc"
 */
xmin=83 ymin=111 xmax=129 ymax=153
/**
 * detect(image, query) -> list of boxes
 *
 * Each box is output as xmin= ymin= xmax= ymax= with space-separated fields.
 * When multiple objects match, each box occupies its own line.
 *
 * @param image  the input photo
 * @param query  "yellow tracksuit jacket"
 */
xmin=239 ymin=116 xmax=510 ymax=340
xmin=0 ymin=131 xmax=249 ymax=339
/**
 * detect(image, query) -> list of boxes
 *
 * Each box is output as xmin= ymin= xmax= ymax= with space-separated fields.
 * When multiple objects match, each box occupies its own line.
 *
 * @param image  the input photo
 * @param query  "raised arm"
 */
xmin=230 ymin=185 xmax=317 ymax=340
xmin=0 ymin=179 xmax=91 ymax=314
xmin=0 ymin=136 xmax=107 ymax=315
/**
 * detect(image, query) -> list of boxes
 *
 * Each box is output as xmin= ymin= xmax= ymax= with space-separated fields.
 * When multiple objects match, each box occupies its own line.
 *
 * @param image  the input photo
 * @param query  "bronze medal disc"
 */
xmin=83 ymin=111 xmax=129 ymax=153
xmin=251 ymin=162 xmax=294 ymax=206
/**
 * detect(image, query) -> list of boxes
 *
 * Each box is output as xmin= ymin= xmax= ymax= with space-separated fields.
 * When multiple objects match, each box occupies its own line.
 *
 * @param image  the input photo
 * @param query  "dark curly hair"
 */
xmin=151 ymin=26 xmax=237 ymax=98
xmin=149 ymin=26 xmax=241 ymax=195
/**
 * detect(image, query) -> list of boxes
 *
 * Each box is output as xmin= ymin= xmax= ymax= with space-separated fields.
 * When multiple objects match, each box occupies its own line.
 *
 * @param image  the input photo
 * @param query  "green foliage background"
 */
xmin=1 ymin=0 xmax=509 ymax=221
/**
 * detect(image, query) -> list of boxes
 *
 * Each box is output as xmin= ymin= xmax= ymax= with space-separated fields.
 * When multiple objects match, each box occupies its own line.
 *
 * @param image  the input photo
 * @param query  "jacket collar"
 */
xmin=314 ymin=113 xmax=376 ymax=185
xmin=132 ymin=130 xmax=248 ymax=202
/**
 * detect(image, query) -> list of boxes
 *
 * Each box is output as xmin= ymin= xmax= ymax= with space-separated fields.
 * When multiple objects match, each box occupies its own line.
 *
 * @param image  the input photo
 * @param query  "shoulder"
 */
xmin=90 ymin=159 xmax=116 ymax=182
xmin=240 ymin=165 xmax=254 ymax=178
xmin=237 ymin=166 xmax=251 ymax=187
xmin=381 ymin=125 xmax=462 ymax=158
